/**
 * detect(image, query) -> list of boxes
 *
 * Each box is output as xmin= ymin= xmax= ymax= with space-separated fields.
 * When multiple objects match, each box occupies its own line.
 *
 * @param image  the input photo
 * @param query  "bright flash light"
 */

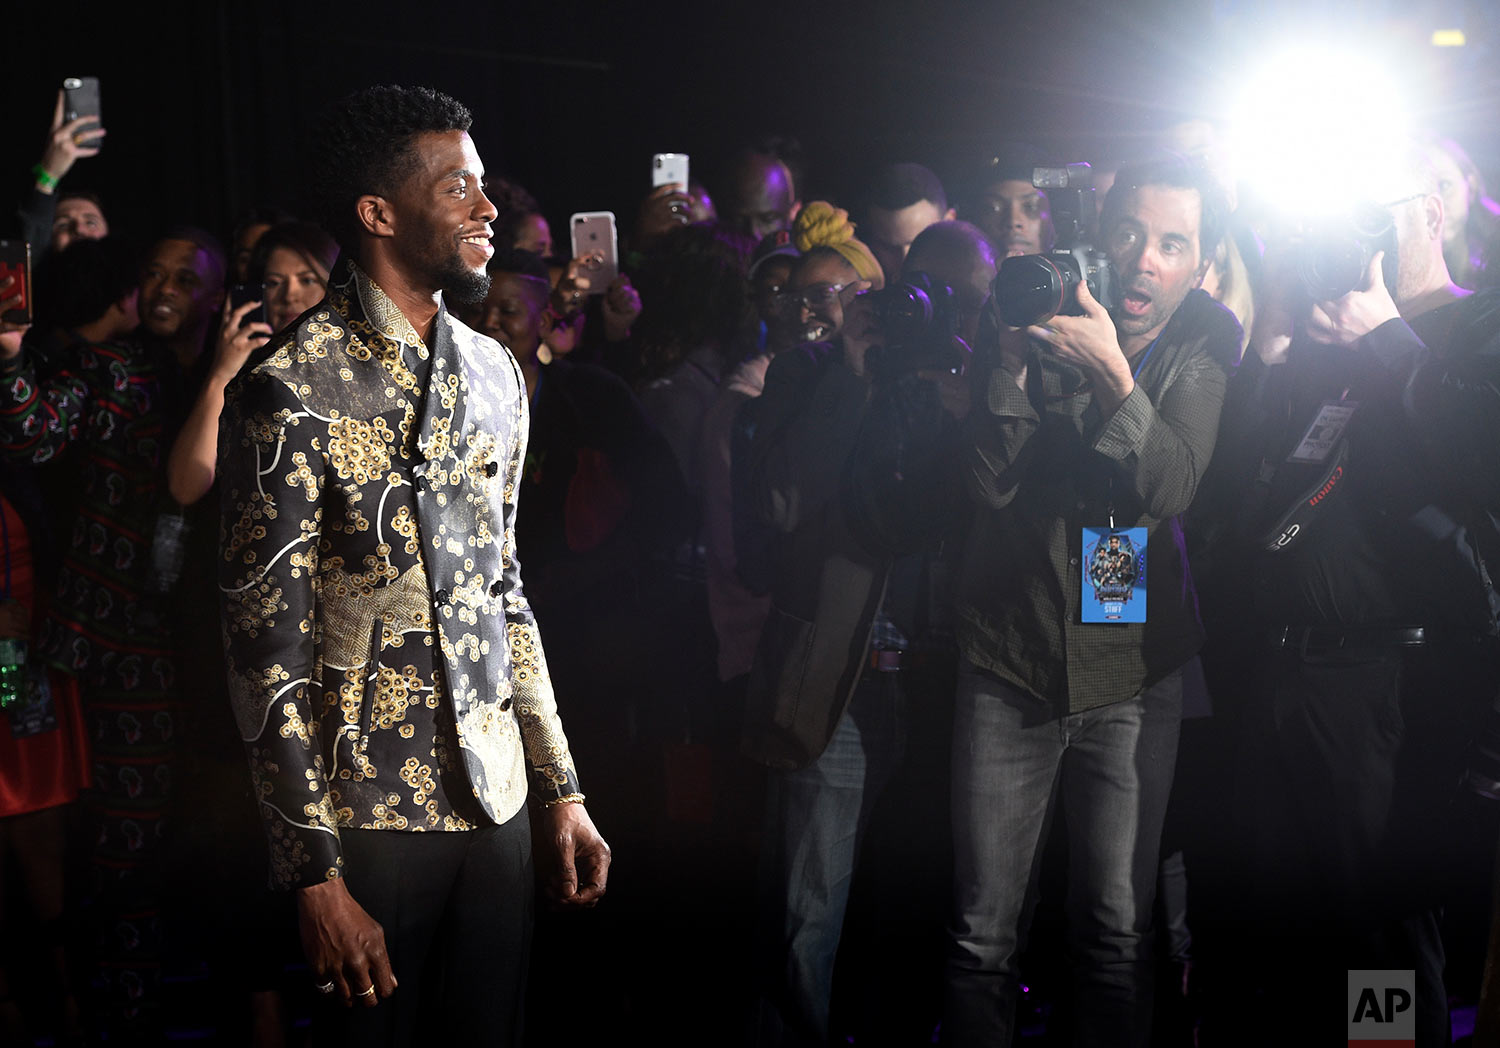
xmin=1431 ymin=29 xmax=1466 ymax=47
xmin=1229 ymin=44 xmax=1415 ymax=217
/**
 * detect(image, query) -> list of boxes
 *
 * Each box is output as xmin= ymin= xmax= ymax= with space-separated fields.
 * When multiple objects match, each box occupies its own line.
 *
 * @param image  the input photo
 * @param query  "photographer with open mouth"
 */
xmin=1193 ymin=136 xmax=1500 ymax=1046
xmin=944 ymin=152 xmax=1239 ymax=1048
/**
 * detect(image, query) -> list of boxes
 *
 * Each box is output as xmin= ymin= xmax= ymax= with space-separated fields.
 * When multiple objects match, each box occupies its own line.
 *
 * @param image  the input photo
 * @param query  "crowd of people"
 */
xmin=0 ymin=76 xmax=1497 ymax=1048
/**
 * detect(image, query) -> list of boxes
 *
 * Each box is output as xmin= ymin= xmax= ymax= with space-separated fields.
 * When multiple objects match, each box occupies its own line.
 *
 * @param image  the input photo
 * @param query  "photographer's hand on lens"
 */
xmin=1305 ymin=251 xmax=1400 ymax=347
xmin=1026 ymin=280 xmax=1135 ymax=413
xmin=38 ymin=90 xmax=105 ymax=189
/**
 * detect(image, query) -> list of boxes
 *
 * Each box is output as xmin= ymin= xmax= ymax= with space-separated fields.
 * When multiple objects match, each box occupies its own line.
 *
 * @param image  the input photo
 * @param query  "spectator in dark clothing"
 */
xmin=0 ymin=230 xmax=223 ymax=1041
xmin=14 ymin=90 xmax=108 ymax=258
xmin=458 ymin=248 xmax=688 ymax=740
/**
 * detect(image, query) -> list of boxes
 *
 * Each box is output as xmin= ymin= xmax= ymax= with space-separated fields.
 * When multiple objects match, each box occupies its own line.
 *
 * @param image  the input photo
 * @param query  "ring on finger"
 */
xmin=314 ymin=980 xmax=336 ymax=994
xmin=356 ymin=985 xmax=377 ymax=998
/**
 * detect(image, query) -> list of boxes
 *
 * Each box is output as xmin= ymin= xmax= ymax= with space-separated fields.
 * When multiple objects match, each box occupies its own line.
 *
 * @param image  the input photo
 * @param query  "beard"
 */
xmin=439 ymin=257 xmax=491 ymax=308
xmin=407 ymin=229 xmax=492 ymax=308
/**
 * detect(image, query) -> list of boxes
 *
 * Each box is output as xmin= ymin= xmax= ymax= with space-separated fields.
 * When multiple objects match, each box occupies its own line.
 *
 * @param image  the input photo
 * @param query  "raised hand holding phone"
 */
xmin=37 ymin=82 xmax=106 ymax=192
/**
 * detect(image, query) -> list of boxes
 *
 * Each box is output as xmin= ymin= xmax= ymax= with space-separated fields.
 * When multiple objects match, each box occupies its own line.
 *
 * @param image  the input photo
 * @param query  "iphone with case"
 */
xmin=569 ymin=212 xmax=619 ymax=293
xmin=62 ymin=76 xmax=103 ymax=148
xmin=652 ymin=152 xmax=690 ymax=192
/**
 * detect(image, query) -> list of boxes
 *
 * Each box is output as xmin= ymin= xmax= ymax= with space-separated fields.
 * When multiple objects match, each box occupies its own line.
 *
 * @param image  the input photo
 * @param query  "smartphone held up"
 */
xmin=569 ymin=212 xmax=619 ymax=294
xmin=62 ymin=77 xmax=104 ymax=150
xmin=652 ymin=152 xmax=689 ymax=192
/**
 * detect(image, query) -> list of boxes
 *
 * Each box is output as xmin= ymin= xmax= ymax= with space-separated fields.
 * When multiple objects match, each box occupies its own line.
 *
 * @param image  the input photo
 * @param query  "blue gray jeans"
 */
xmin=943 ymin=661 xmax=1183 ymax=1048
xmin=753 ymin=669 xmax=908 ymax=1046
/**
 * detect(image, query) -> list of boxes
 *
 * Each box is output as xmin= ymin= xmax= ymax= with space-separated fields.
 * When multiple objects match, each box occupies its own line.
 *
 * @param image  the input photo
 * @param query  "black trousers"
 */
xmin=314 ymin=810 xmax=534 ymax=1047
xmin=1229 ymin=645 xmax=1481 ymax=1048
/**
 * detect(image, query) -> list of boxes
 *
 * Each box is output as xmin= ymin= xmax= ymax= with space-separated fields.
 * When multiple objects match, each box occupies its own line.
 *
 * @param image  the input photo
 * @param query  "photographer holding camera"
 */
xmin=1194 ymin=141 xmax=1500 ymax=1046
xmin=741 ymin=210 xmax=996 ymax=1046
xmin=944 ymin=154 xmax=1239 ymax=1048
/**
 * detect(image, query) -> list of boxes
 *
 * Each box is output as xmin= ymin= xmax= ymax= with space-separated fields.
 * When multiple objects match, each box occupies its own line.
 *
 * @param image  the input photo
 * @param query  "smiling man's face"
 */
xmin=139 ymin=238 xmax=223 ymax=341
xmin=387 ymin=129 xmax=498 ymax=307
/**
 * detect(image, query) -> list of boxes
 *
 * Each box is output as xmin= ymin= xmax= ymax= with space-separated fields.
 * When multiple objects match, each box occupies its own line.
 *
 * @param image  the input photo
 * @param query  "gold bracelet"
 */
xmin=543 ymin=792 xmax=586 ymax=808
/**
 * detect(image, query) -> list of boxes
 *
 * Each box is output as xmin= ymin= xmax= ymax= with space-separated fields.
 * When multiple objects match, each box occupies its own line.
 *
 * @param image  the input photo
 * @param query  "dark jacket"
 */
xmin=738 ymin=342 xmax=962 ymax=769
xmin=957 ymin=289 xmax=1239 ymax=712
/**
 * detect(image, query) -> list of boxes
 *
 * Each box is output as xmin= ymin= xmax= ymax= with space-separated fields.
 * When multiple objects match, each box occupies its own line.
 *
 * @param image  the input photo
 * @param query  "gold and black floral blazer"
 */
xmin=219 ymin=258 xmax=580 ymax=890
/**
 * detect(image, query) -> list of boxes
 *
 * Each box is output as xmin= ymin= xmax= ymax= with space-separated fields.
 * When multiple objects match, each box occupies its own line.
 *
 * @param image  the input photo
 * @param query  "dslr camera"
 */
xmin=1295 ymin=200 xmax=1399 ymax=301
xmin=993 ymin=162 xmax=1118 ymax=329
xmin=863 ymin=271 xmax=964 ymax=378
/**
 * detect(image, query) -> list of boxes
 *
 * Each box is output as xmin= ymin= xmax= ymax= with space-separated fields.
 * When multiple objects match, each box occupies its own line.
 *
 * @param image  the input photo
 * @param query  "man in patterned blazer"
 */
xmin=218 ymin=85 xmax=609 ymax=1043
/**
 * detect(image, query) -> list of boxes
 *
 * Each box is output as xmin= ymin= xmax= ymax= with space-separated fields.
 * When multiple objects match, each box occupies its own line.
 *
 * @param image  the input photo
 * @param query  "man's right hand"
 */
xmin=296 ymin=877 xmax=397 ymax=1007
xmin=636 ymin=182 xmax=692 ymax=245
xmin=38 ymin=90 xmax=105 ymax=190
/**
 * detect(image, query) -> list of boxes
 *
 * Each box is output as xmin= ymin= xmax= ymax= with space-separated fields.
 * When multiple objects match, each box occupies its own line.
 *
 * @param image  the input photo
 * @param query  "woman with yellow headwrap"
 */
xmin=781 ymin=202 xmax=886 ymax=345
xmin=792 ymin=201 xmax=886 ymax=289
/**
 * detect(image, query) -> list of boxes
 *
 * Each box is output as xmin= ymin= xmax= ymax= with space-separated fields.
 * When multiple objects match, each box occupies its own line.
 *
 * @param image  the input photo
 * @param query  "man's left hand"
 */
xmin=535 ymin=802 xmax=611 ymax=908
xmin=1306 ymin=251 xmax=1400 ymax=346
xmin=1027 ymin=280 xmax=1134 ymax=410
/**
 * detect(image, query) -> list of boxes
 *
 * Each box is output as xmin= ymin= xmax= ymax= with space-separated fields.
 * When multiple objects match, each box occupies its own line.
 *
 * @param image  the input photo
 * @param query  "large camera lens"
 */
xmin=1297 ymin=237 xmax=1372 ymax=302
xmin=994 ymin=253 xmax=1078 ymax=328
xmin=872 ymin=282 xmax=934 ymax=329
xmin=864 ymin=274 xmax=962 ymax=377
xmin=1297 ymin=202 xmax=1398 ymax=301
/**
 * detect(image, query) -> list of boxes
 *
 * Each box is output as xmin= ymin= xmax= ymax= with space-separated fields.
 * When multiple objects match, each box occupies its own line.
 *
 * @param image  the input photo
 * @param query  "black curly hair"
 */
xmin=306 ymin=85 xmax=472 ymax=251
xmin=35 ymin=236 xmax=139 ymax=331
xmin=631 ymin=222 xmax=754 ymax=381
xmin=1099 ymin=150 xmax=1228 ymax=266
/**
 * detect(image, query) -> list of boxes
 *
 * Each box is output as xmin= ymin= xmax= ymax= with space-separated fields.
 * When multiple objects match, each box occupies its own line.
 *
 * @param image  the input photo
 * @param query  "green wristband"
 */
xmin=31 ymin=164 xmax=58 ymax=191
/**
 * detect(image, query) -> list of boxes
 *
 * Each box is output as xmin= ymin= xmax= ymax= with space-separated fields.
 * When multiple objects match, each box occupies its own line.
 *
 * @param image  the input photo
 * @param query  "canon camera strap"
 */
xmin=1253 ymin=425 xmax=1351 ymax=553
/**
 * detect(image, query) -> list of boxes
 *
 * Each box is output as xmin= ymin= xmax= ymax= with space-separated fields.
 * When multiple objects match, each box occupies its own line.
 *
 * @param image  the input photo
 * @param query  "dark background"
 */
xmin=10 ymin=0 xmax=1500 ymax=249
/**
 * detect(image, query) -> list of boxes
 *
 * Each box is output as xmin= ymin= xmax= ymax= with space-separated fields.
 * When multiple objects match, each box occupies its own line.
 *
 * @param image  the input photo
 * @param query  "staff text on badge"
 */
xmin=1081 ymin=526 xmax=1147 ymax=624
